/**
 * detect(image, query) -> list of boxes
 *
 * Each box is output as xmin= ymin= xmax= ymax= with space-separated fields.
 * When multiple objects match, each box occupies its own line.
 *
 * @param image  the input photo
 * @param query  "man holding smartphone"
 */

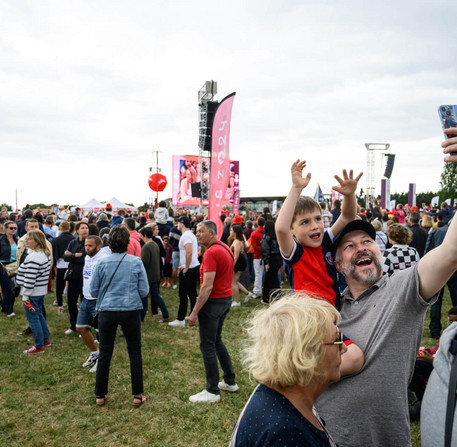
xmin=315 ymin=132 xmax=457 ymax=447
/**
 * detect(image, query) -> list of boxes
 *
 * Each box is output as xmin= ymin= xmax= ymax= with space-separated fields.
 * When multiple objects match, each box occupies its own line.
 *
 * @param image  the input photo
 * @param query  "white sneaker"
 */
xmin=172 ymin=284 xmax=177 ymax=290
xmin=231 ymin=301 xmax=241 ymax=307
xmin=218 ymin=381 xmax=239 ymax=392
xmin=82 ymin=351 xmax=99 ymax=368
xmin=189 ymin=389 xmax=220 ymax=403
xmin=168 ymin=319 xmax=185 ymax=327
xmin=89 ymin=359 xmax=98 ymax=373
xmin=65 ymin=328 xmax=76 ymax=335
xmin=7 ymin=313 xmax=15 ymax=317
xmin=244 ymin=292 xmax=254 ymax=304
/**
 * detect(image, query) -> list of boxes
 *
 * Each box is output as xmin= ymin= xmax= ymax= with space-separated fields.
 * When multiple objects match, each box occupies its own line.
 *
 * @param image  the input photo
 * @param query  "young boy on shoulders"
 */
xmin=276 ymin=159 xmax=364 ymax=375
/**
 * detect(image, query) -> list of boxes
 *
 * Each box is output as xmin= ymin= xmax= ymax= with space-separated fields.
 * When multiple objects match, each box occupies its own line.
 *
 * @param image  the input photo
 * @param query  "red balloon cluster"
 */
xmin=148 ymin=173 xmax=167 ymax=192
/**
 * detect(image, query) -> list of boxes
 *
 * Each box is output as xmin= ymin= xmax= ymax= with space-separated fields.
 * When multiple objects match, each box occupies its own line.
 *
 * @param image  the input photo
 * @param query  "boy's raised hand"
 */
xmin=291 ymin=159 xmax=312 ymax=189
xmin=332 ymin=169 xmax=363 ymax=196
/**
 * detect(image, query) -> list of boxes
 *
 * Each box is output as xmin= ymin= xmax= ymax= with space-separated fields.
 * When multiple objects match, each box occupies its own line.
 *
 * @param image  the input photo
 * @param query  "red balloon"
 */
xmin=148 ymin=173 xmax=167 ymax=192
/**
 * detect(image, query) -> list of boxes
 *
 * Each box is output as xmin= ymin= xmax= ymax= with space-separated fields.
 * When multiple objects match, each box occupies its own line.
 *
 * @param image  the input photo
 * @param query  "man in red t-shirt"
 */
xmin=188 ymin=220 xmax=238 ymax=403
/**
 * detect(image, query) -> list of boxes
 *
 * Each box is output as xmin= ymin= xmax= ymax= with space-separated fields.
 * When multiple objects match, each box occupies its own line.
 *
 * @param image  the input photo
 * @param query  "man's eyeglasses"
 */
xmin=324 ymin=330 xmax=344 ymax=350
xmin=7 ymin=227 xmax=17 ymax=230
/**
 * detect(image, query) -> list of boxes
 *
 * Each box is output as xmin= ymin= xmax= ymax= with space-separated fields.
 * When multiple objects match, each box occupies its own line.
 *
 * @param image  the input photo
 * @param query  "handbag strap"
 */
xmin=445 ymin=334 xmax=457 ymax=447
xmin=212 ymin=242 xmax=234 ymax=259
xmin=97 ymin=254 xmax=127 ymax=309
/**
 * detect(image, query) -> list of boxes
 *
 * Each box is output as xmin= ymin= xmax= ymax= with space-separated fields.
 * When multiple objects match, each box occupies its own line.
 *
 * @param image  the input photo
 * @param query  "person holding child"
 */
xmin=311 ymin=134 xmax=457 ymax=446
xmin=276 ymin=160 xmax=364 ymax=376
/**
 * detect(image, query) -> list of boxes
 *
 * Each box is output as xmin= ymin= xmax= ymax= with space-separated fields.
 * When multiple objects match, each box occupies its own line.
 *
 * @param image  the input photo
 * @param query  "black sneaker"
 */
xmin=17 ymin=327 xmax=33 ymax=336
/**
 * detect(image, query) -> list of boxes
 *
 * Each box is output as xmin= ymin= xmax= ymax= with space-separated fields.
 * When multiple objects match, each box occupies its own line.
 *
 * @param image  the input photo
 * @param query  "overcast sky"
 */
xmin=2 ymin=0 xmax=456 ymax=209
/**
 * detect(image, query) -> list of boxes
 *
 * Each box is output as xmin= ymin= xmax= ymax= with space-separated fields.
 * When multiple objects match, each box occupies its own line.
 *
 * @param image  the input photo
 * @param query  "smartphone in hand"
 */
xmin=438 ymin=105 xmax=457 ymax=155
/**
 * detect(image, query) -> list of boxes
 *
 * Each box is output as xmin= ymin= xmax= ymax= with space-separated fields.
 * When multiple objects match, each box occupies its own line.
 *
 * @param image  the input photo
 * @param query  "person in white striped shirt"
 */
xmin=16 ymin=230 xmax=52 ymax=354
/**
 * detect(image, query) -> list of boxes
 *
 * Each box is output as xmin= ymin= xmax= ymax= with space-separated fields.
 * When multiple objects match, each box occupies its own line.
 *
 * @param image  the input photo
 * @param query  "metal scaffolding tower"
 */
xmin=364 ymin=143 xmax=390 ymax=207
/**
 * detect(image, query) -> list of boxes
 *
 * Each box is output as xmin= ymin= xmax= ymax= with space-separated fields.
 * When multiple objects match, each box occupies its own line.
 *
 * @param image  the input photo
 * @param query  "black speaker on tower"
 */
xmin=384 ymin=154 xmax=395 ymax=179
xmin=198 ymin=101 xmax=218 ymax=152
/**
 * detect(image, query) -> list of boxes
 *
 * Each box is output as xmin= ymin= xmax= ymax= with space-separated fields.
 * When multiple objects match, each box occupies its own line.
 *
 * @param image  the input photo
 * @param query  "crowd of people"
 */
xmin=1 ymin=135 xmax=457 ymax=445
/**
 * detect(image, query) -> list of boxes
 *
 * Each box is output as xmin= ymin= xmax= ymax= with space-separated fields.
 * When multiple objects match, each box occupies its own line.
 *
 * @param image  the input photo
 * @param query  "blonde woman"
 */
xmin=371 ymin=219 xmax=388 ymax=253
xmin=230 ymin=296 xmax=346 ymax=446
xmin=16 ymin=230 xmax=52 ymax=354
xmin=421 ymin=214 xmax=434 ymax=233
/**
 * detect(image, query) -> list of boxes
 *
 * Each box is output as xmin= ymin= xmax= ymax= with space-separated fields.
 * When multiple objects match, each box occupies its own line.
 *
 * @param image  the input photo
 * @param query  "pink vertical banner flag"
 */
xmin=208 ymin=93 xmax=236 ymax=239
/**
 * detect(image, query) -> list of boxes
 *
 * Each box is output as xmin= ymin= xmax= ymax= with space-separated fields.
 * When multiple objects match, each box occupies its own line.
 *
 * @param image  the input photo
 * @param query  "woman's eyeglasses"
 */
xmin=324 ymin=330 xmax=344 ymax=350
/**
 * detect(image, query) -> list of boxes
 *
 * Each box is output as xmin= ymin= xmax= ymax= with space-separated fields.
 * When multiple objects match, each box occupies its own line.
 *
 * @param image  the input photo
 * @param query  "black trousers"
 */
xmin=262 ymin=253 xmax=282 ymax=302
xmin=55 ymin=268 xmax=67 ymax=307
xmin=95 ymin=310 xmax=143 ymax=397
xmin=177 ymin=266 xmax=199 ymax=321
xmin=198 ymin=297 xmax=235 ymax=394
xmin=409 ymin=359 xmax=434 ymax=401
xmin=67 ymin=278 xmax=83 ymax=331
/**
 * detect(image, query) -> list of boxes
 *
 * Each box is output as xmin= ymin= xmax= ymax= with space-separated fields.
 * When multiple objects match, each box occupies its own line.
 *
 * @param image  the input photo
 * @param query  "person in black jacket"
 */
xmin=51 ymin=221 xmax=75 ymax=312
xmin=63 ymin=221 xmax=88 ymax=334
xmin=407 ymin=211 xmax=428 ymax=258
xmin=0 ymin=221 xmax=19 ymax=316
xmin=261 ymin=220 xmax=281 ymax=304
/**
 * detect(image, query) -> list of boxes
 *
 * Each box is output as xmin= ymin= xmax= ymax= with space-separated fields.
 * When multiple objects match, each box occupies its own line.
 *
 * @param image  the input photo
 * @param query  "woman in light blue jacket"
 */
xmin=90 ymin=225 xmax=149 ymax=407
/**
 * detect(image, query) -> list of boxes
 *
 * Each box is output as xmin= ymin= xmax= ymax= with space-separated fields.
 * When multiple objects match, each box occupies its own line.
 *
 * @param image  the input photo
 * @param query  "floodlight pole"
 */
xmin=364 ymin=143 xmax=390 ymax=209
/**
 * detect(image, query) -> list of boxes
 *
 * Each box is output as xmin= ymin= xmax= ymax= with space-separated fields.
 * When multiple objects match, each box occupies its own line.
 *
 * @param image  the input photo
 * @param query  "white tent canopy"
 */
xmin=79 ymin=198 xmax=104 ymax=211
xmin=104 ymin=197 xmax=138 ymax=212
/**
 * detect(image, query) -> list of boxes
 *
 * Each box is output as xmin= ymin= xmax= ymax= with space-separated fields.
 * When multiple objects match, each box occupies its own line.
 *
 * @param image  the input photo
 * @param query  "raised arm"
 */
xmin=330 ymin=169 xmax=363 ymax=237
xmin=418 ymin=139 xmax=457 ymax=300
xmin=418 ymin=212 xmax=457 ymax=300
xmin=276 ymin=160 xmax=311 ymax=258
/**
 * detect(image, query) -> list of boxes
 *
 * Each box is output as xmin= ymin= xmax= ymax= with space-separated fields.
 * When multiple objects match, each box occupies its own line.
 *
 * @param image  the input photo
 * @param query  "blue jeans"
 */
xmin=76 ymin=298 xmax=97 ymax=328
xmin=141 ymin=282 xmax=169 ymax=321
xmin=24 ymin=296 xmax=49 ymax=349
xmin=198 ymin=297 xmax=236 ymax=395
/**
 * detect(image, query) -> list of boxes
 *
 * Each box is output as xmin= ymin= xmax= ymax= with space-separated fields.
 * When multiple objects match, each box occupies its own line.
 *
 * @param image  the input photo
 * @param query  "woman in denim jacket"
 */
xmin=90 ymin=225 xmax=149 ymax=407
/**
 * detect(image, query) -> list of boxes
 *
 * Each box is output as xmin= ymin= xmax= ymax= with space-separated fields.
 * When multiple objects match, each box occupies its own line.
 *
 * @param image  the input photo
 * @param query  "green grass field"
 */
xmin=0 ymin=282 xmax=452 ymax=446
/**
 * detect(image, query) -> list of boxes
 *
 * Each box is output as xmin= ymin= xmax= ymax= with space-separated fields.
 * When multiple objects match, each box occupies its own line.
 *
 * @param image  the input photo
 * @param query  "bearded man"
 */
xmin=316 ymin=215 xmax=457 ymax=447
